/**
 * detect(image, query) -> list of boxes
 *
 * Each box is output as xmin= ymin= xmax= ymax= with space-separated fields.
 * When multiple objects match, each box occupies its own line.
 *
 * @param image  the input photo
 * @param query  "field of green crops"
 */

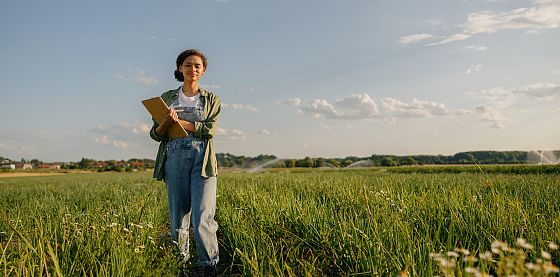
xmin=1 ymin=168 xmax=559 ymax=276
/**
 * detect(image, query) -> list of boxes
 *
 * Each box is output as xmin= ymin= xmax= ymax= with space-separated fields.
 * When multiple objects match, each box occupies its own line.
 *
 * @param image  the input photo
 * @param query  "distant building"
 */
xmin=37 ymin=163 xmax=61 ymax=169
xmin=0 ymin=164 xmax=16 ymax=170
xmin=15 ymin=163 xmax=33 ymax=170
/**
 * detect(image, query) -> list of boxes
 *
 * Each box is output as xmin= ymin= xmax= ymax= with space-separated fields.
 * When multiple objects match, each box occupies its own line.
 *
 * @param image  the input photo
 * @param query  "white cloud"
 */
xmin=116 ymin=68 xmax=159 ymax=86
xmin=474 ymin=105 xmax=506 ymax=128
xmin=258 ymin=129 xmax=277 ymax=135
xmin=429 ymin=0 xmax=560 ymax=45
xmin=473 ymin=83 xmax=560 ymax=102
xmin=427 ymin=33 xmax=471 ymax=46
xmin=463 ymin=45 xmax=488 ymax=51
xmin=95 ymin=136 xmax=111 ymax=144
xmin=92 ymin=122 xmax=151 ymax=148
xmin=277 ymin=98 xmax=302 ymax=106
xmin=465 ymin=64 xmax=483 ymax=74
xmin=319 ymin=122 xmax=355 ymax=131
xmin=398 ymin=33 xmax=434 ymax=45
xmin=200 ymin=84 xmax=221 ymax=90
xmin=222 ymin=103 xmax=258 ymax=112
xmin=299 ymin=94 xmax=380 ymax=119
xmin=112 ymin=140 xmax=129 ymax=148
xmin=382 ymin=98 xmax=449 ymax=117
xmin=514 ymin=82 xmax=560 ymax=100
xmin=215 ymin=127 xmax=249 ymax=141
xmin=94 ymin=122 xmax=152 ymax=139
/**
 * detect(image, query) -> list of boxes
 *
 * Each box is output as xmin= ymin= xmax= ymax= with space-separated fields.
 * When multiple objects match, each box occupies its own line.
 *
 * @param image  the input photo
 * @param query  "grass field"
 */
xmin=1 ymin=167 xmax=559 ymax=276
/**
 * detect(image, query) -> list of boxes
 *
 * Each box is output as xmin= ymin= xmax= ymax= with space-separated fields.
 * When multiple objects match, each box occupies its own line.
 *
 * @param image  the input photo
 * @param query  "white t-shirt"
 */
xmin=177 ymin=90 xmax=201 ymax=107
xmin=170 ymin=87 xmax=205 ymax=122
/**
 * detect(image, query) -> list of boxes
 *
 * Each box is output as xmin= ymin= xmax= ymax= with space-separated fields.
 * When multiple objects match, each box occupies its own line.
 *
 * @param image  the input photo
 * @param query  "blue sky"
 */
xmin=1 ymin=0 xmax=559 ymax=162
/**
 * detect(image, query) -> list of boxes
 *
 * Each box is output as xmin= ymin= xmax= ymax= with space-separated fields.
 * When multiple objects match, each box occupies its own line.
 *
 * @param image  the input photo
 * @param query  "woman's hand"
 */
xmin=162 ymin=108 xmax=179 ymax=126
xmin=155 ymin=108 xmax=179 ymax=136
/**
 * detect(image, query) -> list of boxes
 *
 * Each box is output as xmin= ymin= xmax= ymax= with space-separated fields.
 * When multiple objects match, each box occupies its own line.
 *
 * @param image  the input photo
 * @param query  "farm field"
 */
xmin=1 ymin=167 xmax=559 ymax=276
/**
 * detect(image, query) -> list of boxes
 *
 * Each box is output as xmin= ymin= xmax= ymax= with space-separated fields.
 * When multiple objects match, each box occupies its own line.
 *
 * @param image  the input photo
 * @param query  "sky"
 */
xmin=0 ymin=0 xmax=559 ymax=162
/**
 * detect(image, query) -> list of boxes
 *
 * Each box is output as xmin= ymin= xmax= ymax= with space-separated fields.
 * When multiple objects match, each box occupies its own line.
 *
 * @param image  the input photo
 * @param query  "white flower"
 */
xmin=516 ymin=238 xmax=533 ymax=250
xmin=541 ymin=250 xmax=552 ymax=260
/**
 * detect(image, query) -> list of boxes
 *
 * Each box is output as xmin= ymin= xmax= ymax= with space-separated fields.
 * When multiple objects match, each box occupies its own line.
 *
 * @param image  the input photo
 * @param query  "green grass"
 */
xmin=1 ymin=169 xmax=559 ymax=276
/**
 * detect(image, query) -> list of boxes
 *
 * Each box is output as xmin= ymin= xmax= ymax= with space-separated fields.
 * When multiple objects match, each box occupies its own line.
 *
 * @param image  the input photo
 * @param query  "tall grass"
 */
xmin=216 ymin=170 xmax=560 ymax=276
xmin=1 ymin=169 xmax=558 ymax=276
xmin=0 ymin=173 xmax=182 ymax=276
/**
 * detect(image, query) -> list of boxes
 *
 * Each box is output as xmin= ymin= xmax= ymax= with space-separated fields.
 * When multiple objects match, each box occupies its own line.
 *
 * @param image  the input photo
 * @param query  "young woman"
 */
xmin=149 ymin=49 xmax=221 ymax=273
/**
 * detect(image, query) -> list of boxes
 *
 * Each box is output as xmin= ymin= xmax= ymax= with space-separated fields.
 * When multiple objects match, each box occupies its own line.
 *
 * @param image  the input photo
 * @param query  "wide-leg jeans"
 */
xmin=164 ymin=136 xmax=219 ymax=266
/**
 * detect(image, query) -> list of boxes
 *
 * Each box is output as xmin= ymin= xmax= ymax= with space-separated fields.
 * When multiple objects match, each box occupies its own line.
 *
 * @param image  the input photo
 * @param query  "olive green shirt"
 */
xmin=149 ymin=87 xmax=221 ymax=180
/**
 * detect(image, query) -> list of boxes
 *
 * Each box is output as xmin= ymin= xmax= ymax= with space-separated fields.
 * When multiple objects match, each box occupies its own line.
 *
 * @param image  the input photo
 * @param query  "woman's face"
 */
xmin=179 ymin=55 xmax=206 ymax=82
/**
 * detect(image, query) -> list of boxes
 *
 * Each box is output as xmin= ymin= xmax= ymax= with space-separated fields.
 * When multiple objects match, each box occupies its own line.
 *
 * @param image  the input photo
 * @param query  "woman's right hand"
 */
xmin=161 ymin=108 xmax=179 ymax=127
xmin=155 ymin=108 xmax=179 ymax=136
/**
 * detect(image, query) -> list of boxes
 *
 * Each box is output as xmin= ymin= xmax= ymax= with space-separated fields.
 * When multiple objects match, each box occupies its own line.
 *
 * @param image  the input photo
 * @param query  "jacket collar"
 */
xmin=171 ymin=86 xmax=208 ymax=99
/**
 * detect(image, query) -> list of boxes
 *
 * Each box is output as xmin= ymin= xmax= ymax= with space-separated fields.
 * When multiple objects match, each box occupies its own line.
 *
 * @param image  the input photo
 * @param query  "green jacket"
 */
xmin=149 ymin=87 xmax=221 ymax=180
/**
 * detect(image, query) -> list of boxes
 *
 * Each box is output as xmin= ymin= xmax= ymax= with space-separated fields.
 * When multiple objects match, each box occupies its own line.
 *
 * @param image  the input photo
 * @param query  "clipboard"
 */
xmin=142 ymin=96 xmax=188 ymax=138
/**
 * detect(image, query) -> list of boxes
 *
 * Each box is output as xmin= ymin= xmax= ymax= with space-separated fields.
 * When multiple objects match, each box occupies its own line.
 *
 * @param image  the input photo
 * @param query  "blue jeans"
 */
xmin=165 ymin=136 xmax=219 ymax=266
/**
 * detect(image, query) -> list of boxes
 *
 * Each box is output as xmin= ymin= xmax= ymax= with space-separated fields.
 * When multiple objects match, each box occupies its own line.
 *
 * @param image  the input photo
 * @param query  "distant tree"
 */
xmin=381 ymin=157 xmax=398 ymax=167
xmin=30 ymin=159 xmax=42 ymax=168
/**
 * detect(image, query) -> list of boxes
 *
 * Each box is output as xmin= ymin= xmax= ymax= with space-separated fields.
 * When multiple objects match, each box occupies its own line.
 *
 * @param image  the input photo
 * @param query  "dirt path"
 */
xmin=0 ymin=172 xmax=64 ymax=178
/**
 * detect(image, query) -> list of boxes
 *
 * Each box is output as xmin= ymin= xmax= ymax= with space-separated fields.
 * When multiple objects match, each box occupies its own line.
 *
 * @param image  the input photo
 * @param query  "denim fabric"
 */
xmin=165 ymin=136 xmax=219 ymax=266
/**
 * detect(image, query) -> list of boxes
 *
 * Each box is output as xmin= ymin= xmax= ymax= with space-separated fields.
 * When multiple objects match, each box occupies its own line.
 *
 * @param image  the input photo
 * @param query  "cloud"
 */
xmin=474 ymin=105 xmax=506 ymax=128
xmin=95 ymin=136 xmax=111 ymax=144
xmin=463 ymin=45 xmax=488 ymax=51
xmin=112 ymin=140 xmax=129 ymax=148
xmin=514 ymin=83 xmax=560 ymax=100
xmin=382 ymin=98 xmax=449 ymax=117
xmin=421 ymin=0 xmax=560 ymax=45
xmin=215 ymin=127 xmax=249 ymax=141
xmin=277 ymin=98 xmax=302 ymax=106
xmin=467 ymin=82 xmax=560 ymax=128
xmin=398 ymin=33 xmax=434 ymax=45
xmin=116 ymin=68 xmax=159 ymax=86
xmin=200 ymin=84 xmax=221 ymax=90
xmin=258 ymin=129 xmax=277 ymax=135
xmin=299 ymin=94 xmax=380 ymax=119
xmin=92 ymin=122 xmax=151 ymax=148
xmin=0 ymin=143 xmax=7 ymax=150
xmin=94 ymin=122 xmax=152 ymax=139
xmin=473 ymin=83 xmax=560 ymax=101
xmin=319 ymin=122 xmax=355 ymax=131
xmin=222 ymin=103 xmax=258 ymax=112
xmin=465 ymin=64 xmax=483 ymax=74
xmin=427 ymin=33 xmax=471 ymax=46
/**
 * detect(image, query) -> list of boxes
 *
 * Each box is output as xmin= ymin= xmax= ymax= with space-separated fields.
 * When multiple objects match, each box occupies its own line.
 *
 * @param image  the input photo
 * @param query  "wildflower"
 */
xmin=429 ymin=252 xmax=443 ymax=259
xmin=516 ymin=238 xmax=533 ymax=250
xmin=447 ymin=251 xmax=460 ymax=258
xmin=108 ymin=223 xmax=118 ymax=228
xmin=541 ymin=250 xmax=552 ymax=260
xmin=548 ymin=241 xmax=559 ymax=250
xmin=122 ymin=228 xmax=130 ymax=233
xmin=130 ymin=223 xmax=144 ymax=229
xmin=479 ymin=251 xmax=493 ymax=261
xmin=463 ymin=256 xmax=478 ymax=263
xmin=455 ymin=247 xmax=470 ymax=256
xmin=148 ymin=236 xmax=154 ymax=240
xmin=525 ymin=262 xmax=536 ymax=270
xmin=465 ymin=267 xmax=479 ymax=274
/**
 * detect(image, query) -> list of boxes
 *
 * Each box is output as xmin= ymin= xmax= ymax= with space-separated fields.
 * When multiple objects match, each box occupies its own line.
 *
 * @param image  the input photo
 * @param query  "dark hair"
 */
xmin=174 ymin=49 xmax=208 ymax=82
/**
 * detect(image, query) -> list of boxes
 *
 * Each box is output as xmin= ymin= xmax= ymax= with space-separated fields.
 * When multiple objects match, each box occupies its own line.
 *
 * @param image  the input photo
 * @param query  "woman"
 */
xmin=149 ymin=49 xmax=221 ymax=273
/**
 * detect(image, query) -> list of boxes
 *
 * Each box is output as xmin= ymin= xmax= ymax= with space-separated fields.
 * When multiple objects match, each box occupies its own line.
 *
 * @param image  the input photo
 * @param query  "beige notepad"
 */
xmin=142 ymin=96 xmax=188 ymax=138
